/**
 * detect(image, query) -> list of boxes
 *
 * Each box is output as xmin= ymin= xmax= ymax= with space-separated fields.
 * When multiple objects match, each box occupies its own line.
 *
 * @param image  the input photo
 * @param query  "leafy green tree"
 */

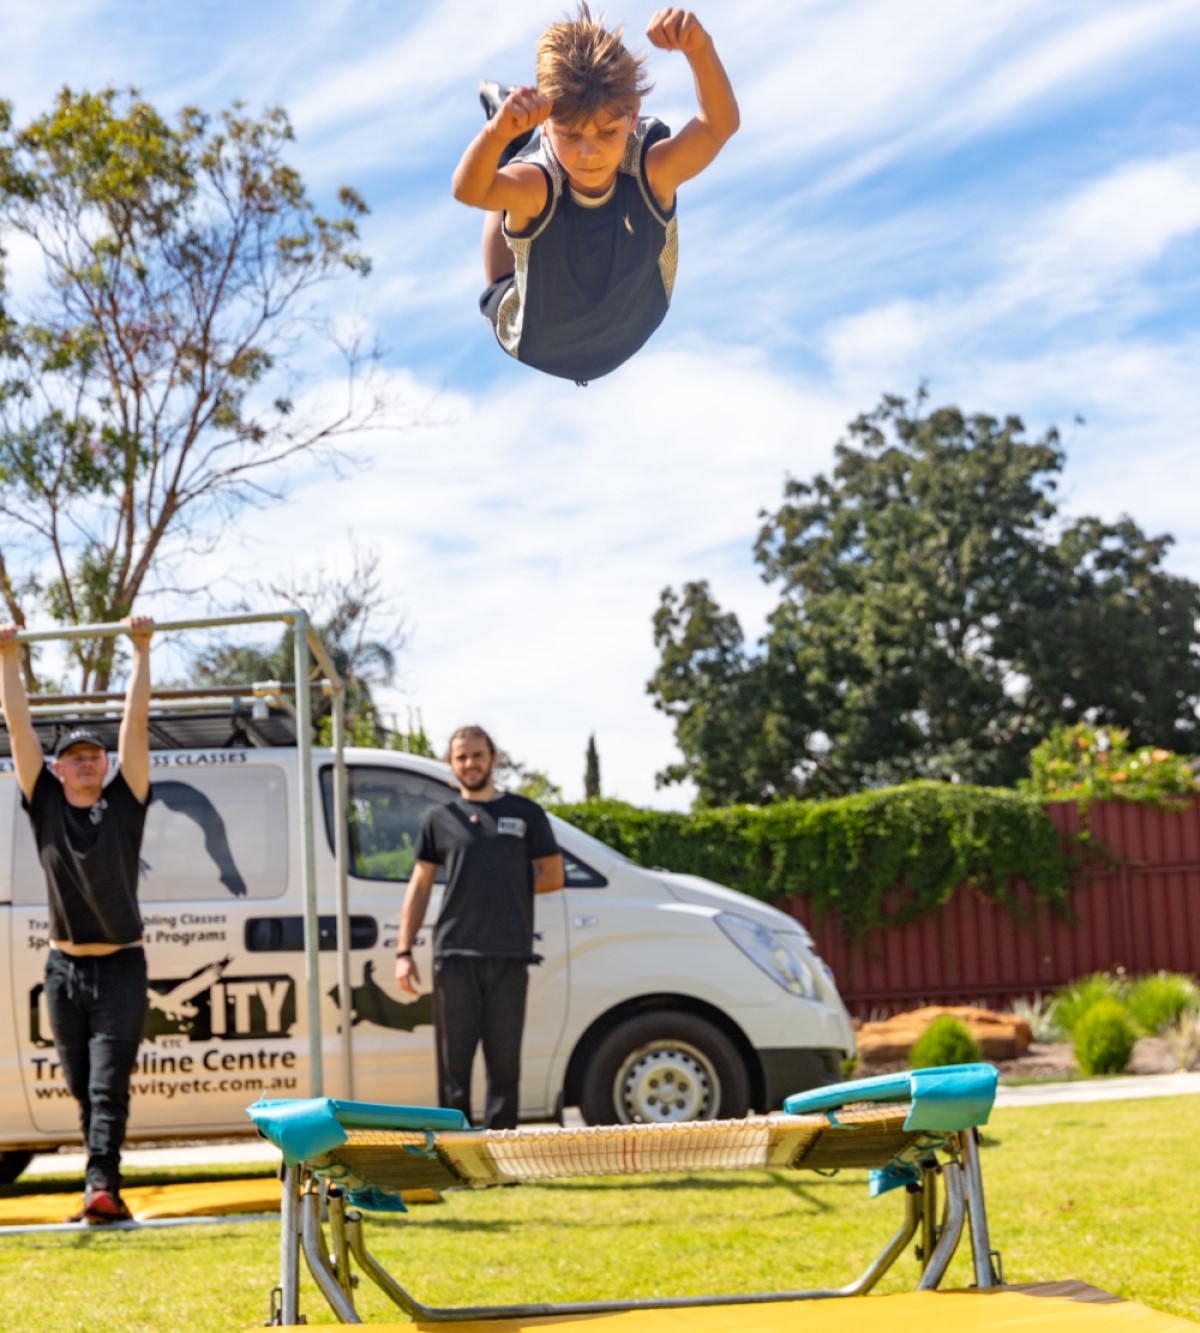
xmin=650 ymin=392 xmax=1200 ymax=804
xmin=387 ymin=708 xmax=436 ymax=758
xmin=584 ymin=733 xmax=602 ymax=799
xmin=0 ymin=89 xmax=380 ymax=689
xmin=648 ymin=580 xmax=804 ymax=802
xmin=496 ymin=751 xmax=563 ymax=803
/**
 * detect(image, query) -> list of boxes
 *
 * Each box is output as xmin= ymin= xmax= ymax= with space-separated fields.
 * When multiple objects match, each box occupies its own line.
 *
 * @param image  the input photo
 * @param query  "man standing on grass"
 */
xmin=395 ymin=725 xmax=564 ymax=1128
xmin=0 ymin=616 xmax=153 ymax=1224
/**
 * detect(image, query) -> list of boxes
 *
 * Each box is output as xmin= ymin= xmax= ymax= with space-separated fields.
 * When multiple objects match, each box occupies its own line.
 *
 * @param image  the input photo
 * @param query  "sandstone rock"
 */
xmin=857 ymin=1004 xmax=1032 ymax=1063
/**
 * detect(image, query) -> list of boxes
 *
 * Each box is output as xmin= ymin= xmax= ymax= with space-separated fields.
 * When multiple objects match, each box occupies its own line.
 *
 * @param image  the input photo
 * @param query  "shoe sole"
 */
xmin=479 ymin=80 xmax=515 ymax=119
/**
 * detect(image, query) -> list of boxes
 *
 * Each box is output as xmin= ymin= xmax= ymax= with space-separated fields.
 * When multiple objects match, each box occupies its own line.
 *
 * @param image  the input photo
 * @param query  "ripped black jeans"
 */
xmin=43 ymin=947 xmax=148 ymax=1193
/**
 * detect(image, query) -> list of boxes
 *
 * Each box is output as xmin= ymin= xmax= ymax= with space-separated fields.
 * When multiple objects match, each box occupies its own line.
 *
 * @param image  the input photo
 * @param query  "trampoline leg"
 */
xmin=346 ymin=1209 xmax=432 ymax=1320
xmin=960 ymin=1127 xmax=1001 ymax=1288
xmin=918 ymin=1160 xmax=939 ymax=1274
xmin=274 ymin=1165 xmax=302 ymax=1328
xmin=328 ymin=1187 xmax=355 ymax=1301
xmin=839 ymin=1187 xmax=922 ymax=1297
xmin=302 ymin=1184 xmax=362 ymax=1323
xmin=916 ymin=1160 xmax=965 ymax=1290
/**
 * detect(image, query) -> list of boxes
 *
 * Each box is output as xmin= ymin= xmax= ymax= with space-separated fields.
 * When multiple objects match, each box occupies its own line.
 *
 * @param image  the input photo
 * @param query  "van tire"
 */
xmin=0 ymin=1151 xmax=33 ymax=1185
xmin=579 ymin=1011 xmax=750 ymax=1125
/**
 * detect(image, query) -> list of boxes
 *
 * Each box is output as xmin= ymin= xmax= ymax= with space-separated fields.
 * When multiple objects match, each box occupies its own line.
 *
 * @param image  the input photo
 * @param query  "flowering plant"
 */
xmin=1024 ymin=723 xmax=1197 ymax=808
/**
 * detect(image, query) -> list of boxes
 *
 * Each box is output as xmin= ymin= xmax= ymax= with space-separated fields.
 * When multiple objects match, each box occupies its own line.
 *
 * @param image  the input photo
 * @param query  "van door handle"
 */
xmin=572 ymin=916 xmax=598 ymax=928
xmin=245 ymin=915 xmax=379 ymax=952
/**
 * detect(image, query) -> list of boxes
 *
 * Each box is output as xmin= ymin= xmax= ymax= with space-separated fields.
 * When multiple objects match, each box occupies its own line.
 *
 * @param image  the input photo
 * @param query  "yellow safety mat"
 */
xmin=279 ymin=1286 xmax=1196 ymax=1332
xmin=0 ymin=1177 xmax=279 ymax=1226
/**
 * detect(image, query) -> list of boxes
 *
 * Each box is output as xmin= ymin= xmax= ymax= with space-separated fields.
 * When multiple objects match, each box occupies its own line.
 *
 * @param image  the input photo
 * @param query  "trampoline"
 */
xmin=249 ymin=1064 xmax=1003 ymax=1326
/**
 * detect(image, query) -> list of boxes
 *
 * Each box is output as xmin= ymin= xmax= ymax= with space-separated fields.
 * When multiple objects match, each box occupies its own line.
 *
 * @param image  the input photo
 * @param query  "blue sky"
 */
xmin=4 ymin=1 xmax=1200 ymax=804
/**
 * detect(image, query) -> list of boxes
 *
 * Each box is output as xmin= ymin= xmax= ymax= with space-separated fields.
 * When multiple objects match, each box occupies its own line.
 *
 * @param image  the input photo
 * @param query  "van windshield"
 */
xmin=550 ymin=816 xmax=635 ymax=868
xmin=319 ymin=765 xmax=455 ymax=882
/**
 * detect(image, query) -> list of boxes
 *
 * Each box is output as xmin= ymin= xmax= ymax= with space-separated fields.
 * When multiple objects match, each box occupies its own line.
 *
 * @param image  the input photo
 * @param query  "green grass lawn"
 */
xmin=1 ymin=1095 xmax=1197 ymax=1330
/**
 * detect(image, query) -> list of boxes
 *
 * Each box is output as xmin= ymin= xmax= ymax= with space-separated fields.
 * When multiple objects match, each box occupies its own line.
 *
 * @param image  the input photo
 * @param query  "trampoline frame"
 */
xmin=265 ymin=1120 xmax=1000 ymax=1326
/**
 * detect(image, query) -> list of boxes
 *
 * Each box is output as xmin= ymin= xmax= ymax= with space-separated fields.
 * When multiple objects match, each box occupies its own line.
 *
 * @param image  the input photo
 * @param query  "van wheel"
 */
xmin=579 ymin=1012 xmax=750 ymax=1125
xmin=0 ymin=1151 xmax=33 ymax=1185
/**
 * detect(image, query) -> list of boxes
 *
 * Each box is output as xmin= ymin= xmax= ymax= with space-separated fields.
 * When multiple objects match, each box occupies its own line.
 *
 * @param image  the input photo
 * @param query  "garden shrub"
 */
xmin=552 ymin=782 xmax=1073 ymax=941
xmin=1052 ymin=973 xmax=1128 ymax=1037
xmin=1126 ymin=972 xmax=1200 ymax=1036
xmin=1164 ymin=1012 xmax=1200 ymax=1072
xmin=1008 ymin=994 xmax=1060 ymax=1043
xmin=1073 ymin=999 xmax=1137 ymax=1075
xmin=908 ymin=1015 xmax=982 ymax=1070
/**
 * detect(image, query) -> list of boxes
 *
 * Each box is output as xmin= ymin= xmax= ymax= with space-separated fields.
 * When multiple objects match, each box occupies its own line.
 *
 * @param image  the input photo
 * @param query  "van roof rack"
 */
xmin=0 ymin=682 xmax=318 ymax=757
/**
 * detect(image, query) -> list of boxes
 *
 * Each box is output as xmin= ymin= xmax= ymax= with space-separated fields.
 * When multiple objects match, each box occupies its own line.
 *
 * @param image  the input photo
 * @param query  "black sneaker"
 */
xmin=479 ymin=80 xmax=515 ymax=120
xmin=479 ymin=80 xmax=536 ymax=166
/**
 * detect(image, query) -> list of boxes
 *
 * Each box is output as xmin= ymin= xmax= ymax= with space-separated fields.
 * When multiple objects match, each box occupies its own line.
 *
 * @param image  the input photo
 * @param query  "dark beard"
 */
xmin=460 ymin=770 xmax=493 ymax=792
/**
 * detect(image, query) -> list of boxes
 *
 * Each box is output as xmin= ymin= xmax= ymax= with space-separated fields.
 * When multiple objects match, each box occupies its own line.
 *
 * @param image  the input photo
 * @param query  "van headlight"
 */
xmin=715 ymin=913 xmax=818 ymax=999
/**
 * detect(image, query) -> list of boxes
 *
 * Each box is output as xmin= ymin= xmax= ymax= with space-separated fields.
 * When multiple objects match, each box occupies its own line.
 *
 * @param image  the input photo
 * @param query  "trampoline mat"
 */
xmin=312 ymin=1106 xmax=924 ymax=1196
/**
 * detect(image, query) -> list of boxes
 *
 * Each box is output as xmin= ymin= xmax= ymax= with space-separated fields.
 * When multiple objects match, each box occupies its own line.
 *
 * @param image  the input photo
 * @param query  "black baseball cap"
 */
xmin=54 ymin=729 xmax=108 ymax=758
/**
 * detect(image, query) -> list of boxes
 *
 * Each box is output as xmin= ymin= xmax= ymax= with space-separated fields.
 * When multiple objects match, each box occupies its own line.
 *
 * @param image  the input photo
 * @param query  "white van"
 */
xmin=0 ymin=735 xmax=855 ymax=1182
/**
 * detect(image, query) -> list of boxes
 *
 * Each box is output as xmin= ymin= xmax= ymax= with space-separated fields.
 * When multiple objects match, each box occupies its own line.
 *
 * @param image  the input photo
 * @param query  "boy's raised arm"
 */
xmin=452 ymin=86 xmax=551 ymax=227
xmin=644 ymin=10 xmax=740 ymax=208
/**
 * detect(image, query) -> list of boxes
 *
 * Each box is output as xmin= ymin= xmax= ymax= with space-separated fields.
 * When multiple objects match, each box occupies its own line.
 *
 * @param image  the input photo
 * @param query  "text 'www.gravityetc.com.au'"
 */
xmin=33 ymin=1074 xmax=299 ymax=1100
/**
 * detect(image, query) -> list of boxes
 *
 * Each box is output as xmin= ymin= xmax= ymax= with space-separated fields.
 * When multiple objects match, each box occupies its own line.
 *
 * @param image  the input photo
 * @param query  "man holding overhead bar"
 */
xmin=0 ymin=616 xmax=153 ymax=1224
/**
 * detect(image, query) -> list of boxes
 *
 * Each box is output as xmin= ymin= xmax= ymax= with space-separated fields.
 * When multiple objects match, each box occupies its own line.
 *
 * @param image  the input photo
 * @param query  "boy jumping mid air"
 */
xmin=452 ymin=6 xmax=738 ymax=385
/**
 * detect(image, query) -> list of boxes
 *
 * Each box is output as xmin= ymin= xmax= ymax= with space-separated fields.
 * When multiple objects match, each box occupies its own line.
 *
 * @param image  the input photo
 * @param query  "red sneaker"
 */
xmin=81 ymin=1187 xmax=134 ymax=1225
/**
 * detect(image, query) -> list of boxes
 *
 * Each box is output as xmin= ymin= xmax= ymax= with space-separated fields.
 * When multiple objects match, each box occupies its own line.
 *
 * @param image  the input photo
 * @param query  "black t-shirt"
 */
xmin=415 ymin=792 xmax=558 ymax=960
xmin=22 ymin=764 xmax=150 ymax=946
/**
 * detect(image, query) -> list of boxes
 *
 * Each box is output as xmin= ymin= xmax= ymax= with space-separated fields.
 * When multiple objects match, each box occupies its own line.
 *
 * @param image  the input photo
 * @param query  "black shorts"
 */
xmin=479 ymin=273 xmax=516 ymax=335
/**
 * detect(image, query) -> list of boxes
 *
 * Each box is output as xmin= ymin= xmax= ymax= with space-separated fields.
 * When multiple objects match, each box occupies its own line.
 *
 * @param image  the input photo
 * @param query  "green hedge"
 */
xmin=550 ymin=781 xmax=1073 ymax=941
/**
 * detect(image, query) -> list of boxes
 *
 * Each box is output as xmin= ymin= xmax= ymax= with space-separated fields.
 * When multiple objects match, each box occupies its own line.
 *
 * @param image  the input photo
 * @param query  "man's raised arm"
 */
xmin=117 ymin=615 xmax=153 ymax=802
xmin=0 ymin=624 xmax=45 ymax=801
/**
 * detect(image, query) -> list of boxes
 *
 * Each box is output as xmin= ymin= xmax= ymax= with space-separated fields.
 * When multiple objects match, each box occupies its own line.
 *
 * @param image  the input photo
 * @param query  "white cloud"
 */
xmin=727 ymin=0 xmax=1200 ymax=195
xmin=821 ymin=150 xmax=1200 ymax=384
xmin=186 ymin=347 xmax=845 ymax=806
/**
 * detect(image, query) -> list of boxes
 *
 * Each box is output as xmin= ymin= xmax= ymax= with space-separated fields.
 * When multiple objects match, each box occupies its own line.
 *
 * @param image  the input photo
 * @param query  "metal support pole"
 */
xmin=960 ymin=1128 xmax=1000 ymax=1288
xmin=339 ymin=1187 xmax=924 ymax=1323
xmin=920 ymin=1160 xmax=939 ymax=1271
xmin=302 ymin=1187 xmax=362 ymax=1322
xmin=12 ymin=608 xmax=312 ymax=647
xmin=916 ymin=1161 xmax=966 ymax=1290
xmin=278 ymin=1166 xmax=302 ymax=1327
xmin=332 ymin=686 xmax=354 ymax=1098
xmin=292 ymin=610 xmax=323 ymax=1097
xmin=328 ymin=1187 xmax=354 ymax=1299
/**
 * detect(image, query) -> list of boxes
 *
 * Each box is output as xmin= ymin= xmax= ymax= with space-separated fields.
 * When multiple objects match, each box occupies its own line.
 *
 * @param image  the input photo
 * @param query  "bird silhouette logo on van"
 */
xmin=29 ymin=958 xmax=295 ymax=1047
xmin=328 ymin=961 xmax=434 ymax=1033
xmin=147 ymin=956 xmax=234 ymax=1030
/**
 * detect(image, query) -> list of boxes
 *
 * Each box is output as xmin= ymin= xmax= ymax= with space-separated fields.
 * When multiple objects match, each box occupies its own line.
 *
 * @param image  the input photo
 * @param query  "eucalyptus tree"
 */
xmin=0 ymin=89 xmax=380 ymax=689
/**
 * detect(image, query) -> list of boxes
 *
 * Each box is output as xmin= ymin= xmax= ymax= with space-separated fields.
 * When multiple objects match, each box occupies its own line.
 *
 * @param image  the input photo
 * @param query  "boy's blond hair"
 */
xmin=536 ymin=4 xmax=653 ymax=127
